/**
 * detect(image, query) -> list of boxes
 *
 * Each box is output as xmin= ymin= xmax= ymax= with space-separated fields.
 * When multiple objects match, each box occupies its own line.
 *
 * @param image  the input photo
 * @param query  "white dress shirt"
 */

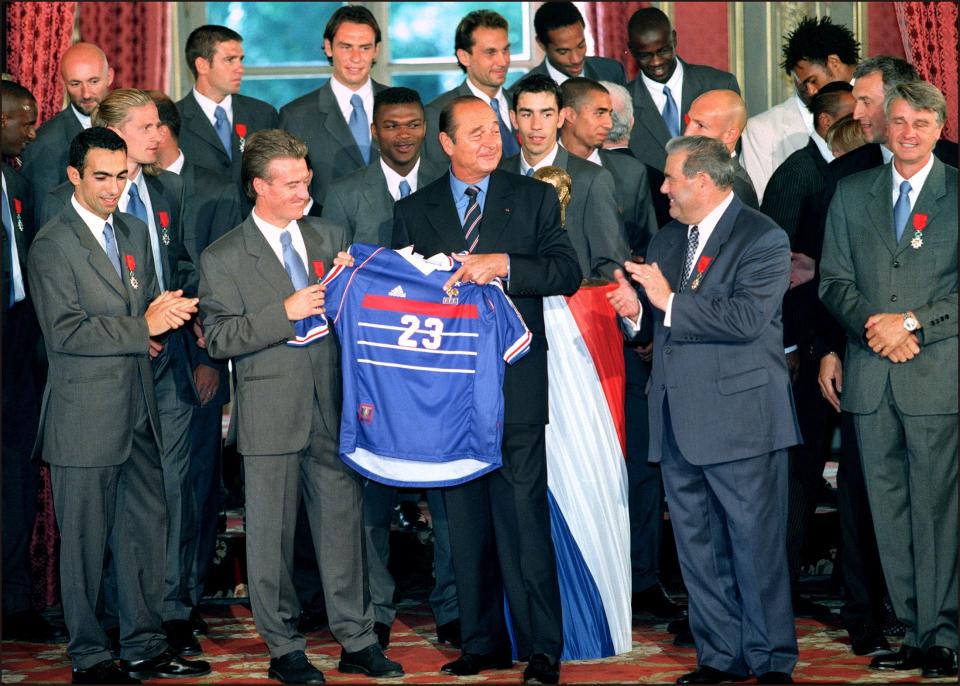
xmin=71 ymin=194 xmax=115 ymax=255
xmin=330 ymin=76 xmax=374 ymax=129
xmin=641 ymin=59 xmax=685 ymax=123
xmin=381 ymin=157 xmax=420 ymax=201
xmin=891 ymin=151 xmax=935 ymax=212
xmin=587 ymin=148 xmax=603 ymax=166
xmin=252 ymin=208 xmax=308 ymax=271
xmin=193 ymin=88 xmax=233 ymax=128
xmin=465 ymin=78 xmax=512 ymax=133
xmin=165 ymin=150 xmax=186 ymax=175
xmin=520 ymin=142 xmax=560 ymax=175
xmin=71 ymin=105 xmax=92 ymax=130
xmin=545 ymin=60 xmax=571 ymax=85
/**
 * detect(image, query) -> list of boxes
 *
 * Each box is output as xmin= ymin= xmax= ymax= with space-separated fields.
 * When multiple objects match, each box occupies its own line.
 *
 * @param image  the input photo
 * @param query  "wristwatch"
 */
xmin=902 ymin=312 xmax=920 ymax=332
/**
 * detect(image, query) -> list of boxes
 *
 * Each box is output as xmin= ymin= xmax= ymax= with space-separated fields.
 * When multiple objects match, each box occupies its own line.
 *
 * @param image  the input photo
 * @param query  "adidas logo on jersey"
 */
xmin=388 ymin=285 xmax=406 ymax=298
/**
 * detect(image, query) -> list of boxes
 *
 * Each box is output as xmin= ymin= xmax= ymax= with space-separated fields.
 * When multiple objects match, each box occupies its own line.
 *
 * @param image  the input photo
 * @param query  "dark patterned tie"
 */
xmin=462 ymin=186 xmax=481 ymax=253
xmin=678 ymin=224 xmax=699 ymax=293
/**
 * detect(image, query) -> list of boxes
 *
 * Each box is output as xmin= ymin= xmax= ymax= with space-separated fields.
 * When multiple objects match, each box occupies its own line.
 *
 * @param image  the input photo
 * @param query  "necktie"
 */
xmin=2 ymin=187 xmax=15 ymax=306
xmin=462 ymin=186 xmax=482 ymax=253
xmin=525 ymin=168 xmax=535 ymax=177
xmin=102 ymin=222 xmax=123 ymax=278
xmin=348 ymin=94 xmax=371 ymax=164
xmin=491 ymin=98 xmax=520 ymax=157
xmin=662 ymin=85 xmax=680 ymax=138
xmin=127 ymin=182 xmax=148 ymax=224
xmin=214 ymin=105 xmax=233 ymax=160
xmin=279 ymin=230 xmax=308 ymax=290
xmin=678 ymin=224 xmax=699 ymax=293
xmin=398 ymin=179 xmax=411 ymax=199
xmin=893 ymin=179 xmax=912 ymax=243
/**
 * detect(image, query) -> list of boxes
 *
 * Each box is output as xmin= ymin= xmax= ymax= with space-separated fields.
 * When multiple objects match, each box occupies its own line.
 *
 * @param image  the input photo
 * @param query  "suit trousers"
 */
xmin=186 ymin=399 xmax=225 ymax=606
xmin=363 ymin=483 xmax=458 ymax=626
xmin=242 ymin=396 xmax=375 ymax=658
xmin=853 ymin=381 xmax=958 ymax=650
xmin=50 ymin=392 xmax=169 ymax=669
xmin=661 ymin=401 xmax=797 ymax=676
xmin=444 ymin=423 xmax=563 ymax=658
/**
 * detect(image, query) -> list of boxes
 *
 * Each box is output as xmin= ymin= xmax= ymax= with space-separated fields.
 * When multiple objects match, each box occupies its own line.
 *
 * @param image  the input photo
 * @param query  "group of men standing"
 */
xmin=2 ymin=2 xmax=956 ymax=685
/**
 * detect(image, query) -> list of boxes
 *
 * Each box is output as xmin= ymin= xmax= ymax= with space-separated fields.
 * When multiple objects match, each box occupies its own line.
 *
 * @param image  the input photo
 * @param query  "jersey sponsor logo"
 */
xmin=388 ymin=285 xmax=406 ymax=298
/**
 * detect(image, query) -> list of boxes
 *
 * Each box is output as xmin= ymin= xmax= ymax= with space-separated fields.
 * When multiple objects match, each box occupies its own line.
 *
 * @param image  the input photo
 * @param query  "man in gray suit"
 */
xmin=279 ymin=5 xmax=387 ymax=212
xmin=199 ymin=130 xmax=403 ymax=684
xmin=625 ymin=8 xmax=740 ymax=172
xmin=608 ymin=136 xmax=800 ymax=684
xmin=524 ymin=2 xmax=626 ymax=86
xmin=422 ymin=10 xmax=519 ymax=164
xmin=28 ymin=126 xmax=207 ymax=683
xmin=819 ymin=81 xmax=958 ymax=679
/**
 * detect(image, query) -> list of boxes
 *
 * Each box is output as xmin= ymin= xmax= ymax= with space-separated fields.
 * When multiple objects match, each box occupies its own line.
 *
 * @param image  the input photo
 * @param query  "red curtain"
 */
xmin=4 ymin=2 xmax=78 ymax=127
xmin=584 ymin=2 xmax=648 ymax=81
xmin=78 ymin=1 xmax=171 ymax=92
xmin=895 ymin=1 xmax=958 ymax=142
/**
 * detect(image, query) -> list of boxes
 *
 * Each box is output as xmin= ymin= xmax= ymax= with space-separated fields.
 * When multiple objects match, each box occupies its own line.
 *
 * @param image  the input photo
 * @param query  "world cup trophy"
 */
xmin=533 ymin=165 xmax=572 ymax=230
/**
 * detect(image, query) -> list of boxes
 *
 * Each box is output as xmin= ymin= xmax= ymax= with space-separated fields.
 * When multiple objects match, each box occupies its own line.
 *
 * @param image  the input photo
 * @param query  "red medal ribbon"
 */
xmin=157 ymin=210 xmax=170 ymax=228
xmin=696 ymin=255 xmax=713 ymax=274
xmin=312 ymin=260 xmax=325 ymax=278
xmin=235 ymin=123 xmax=247 ymax=138
xmin=913 ymin=213 xmax=927 ymax=231
xmin=13 ymin=198 xmax=22 ymax=215
xmin=125 ymin=255 xmax=136 ymax=272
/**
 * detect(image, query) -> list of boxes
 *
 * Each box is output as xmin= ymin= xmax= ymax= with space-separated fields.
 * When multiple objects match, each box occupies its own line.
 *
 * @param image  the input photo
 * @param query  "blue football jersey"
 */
xmin=321 ymin=243 xmax=531 ymax=487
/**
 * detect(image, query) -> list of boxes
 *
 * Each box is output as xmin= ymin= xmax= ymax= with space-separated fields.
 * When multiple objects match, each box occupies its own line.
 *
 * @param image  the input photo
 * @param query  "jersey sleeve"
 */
xmin=487 ymin=280 xmax=531 ymax=365
xmin=320 ymin=243 xmax=360 ymax=323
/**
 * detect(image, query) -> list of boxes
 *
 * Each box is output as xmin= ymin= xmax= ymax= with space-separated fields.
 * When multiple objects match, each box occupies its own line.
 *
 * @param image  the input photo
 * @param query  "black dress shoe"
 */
xmin=676 ymin=666 xmax=749 ymax=684
xmin=268 ymin=650 xmax=325 ymax=684
xmin=394 ymin=501 xmax=429 ymax=532
xmin=849 ymin=627 xmax=891 ymax=656
xmin=374 ymin=621 xmax=391 ymax=649
xmin=2 ymin=608 xmax=69 ymax=643
xmin=756 ymin=672 xmax=793 ymax=684
xmin=436 ymin=618 xmax=462 ymax=648
xmin=162 ymin=619 xmax=203 ymax=656
xmin=633 ymin=583 xmax=685 ymax=619
xmin=338 ymin=643 xmax=404 ymax=677
xmin=120 ymin=648 xmax=211 ymax=679
xmin=72 ymin=660 xmax=141 ymax=684
xmin=869 ymin=644 xmax=924 ymax=671
xmin=441 ymin=650 xmax=513 ymax=675
xmin=523 ymin=653 xmax=560 ymax=684
xmin=188 ymin=608 xmax=208 ymax=635
xmin=297 ymin=608 xmax=328 ymax=634
xmin=922 ymin=646 xmax=958 ymax=678
xmin=668 ymin=616 xmax=690 ymax=634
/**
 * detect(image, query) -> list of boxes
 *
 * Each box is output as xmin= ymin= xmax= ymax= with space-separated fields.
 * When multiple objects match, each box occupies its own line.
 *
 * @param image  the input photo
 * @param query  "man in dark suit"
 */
xmin=28 ymin=126 xmax=207 ymax=683
xmin=279 ymin=6 xmax=387 ymax=213
xmin=21 ymin=42 xmax=114 ymax=223
xmin=500 ymin=73 xmax=627 ymax=280
xmin=391 ymin=96 xmax=581 ymax=683
xmin=422 ymin=10 xmax=519 ymax=164
xmin=820 ymin=81 xmax=957 ymax=679
xmin=323 ymin=87 xmax=457 ymax=650
xmin=608 ymin=136 xmax=800 ymax=684
xmin=625 ymin=8 xmax=741 ymax=172
xmin=1 ymin=80 xmax=67 ymax=645
xmin=177 ymin=25 xmax=279 ymax=196
xmin=524 ymin=2 xmax=626 ymax=86
xmin=199 ymin=130 xmax=402 ymax=684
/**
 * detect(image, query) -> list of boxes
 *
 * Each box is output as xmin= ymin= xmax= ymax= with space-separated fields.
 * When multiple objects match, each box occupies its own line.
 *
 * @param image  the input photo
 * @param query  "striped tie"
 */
xmin=462 ymin=185 xmax=481 ymax=253
xmin=678 ymin=224 xmax=699 ymax=293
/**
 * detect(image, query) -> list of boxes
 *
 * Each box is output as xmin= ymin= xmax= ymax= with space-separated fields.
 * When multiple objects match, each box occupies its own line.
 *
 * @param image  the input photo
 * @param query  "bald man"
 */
xmin=22 ymin=42 xmax=114 ymax=222
xmin=683 ymin=89 xmax=758 ymax=209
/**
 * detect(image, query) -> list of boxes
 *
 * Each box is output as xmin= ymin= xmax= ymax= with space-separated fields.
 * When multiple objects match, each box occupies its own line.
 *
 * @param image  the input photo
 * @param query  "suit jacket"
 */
xmin=199 ymin=215 xmax=348 ymax=455
xmin=28 ymin=205 xmax=162 ymax=466
xmin=423 ymin=80 xmax=474 ymax=164
xmin=2 ymin=164 xmax=36 ymax=310
xmin=626 ymin=59 xmax=741 ymax=171
xmin=499 ymin=146 xmax=628 ymax=279
xmin=733 ymin=155 xmax=759 ymax=210
xmin=597 ymin=148 xmax=659 ymax=257
xmin=176 ymin=91 xmax=279 ymax=186
xmin=391 ymin=169 xmax=582 ymax=424
xmin=322 ymin=156 xmax=447 ymax=246
xmin=20 ymin=107 xmax=84 ymax=225
xmin=522 ymin=56 xmax=627 ymax=86
xmin=741 ymin=96 xmax=811 ymax=203
xmin=641 ymin=195 xmax=800 ymax=465
xmin=819 ymin=158 xmax=957 ymax=416
xmin=279 ymin=79 xmax=388 ymax=207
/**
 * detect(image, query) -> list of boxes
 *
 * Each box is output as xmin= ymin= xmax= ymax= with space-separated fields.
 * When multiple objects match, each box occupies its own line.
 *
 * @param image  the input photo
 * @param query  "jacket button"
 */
xmin=664 ymin=346 xmax=672 ymax=354
xmin=890 ymin=294 xmax=898 ymax=302
xmin=892 ymin=260 xmax=900 ymax=268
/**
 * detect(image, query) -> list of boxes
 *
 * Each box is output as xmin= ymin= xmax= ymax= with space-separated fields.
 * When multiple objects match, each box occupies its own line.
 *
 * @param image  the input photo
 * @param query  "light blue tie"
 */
xmin=279 ymin=230 xmax=308 ymax=290
xmin=127 ymin=182 xmax=148 ymax=224
xmin=491 ymin=98 xmax=520 ymax=157
xmin=662 ymin=85 xmax=680 ymax=138
xmin=102 ymin=222 xmax=123 ymax=278
xmin=214 ymin=105 xmax=233 ymax=160
xmin=525 ymin=168 xmax=535 ymax=177
xmin=348 ymin=94 xmax=371 ymax=164
xmin=398 ymin=179 xmax=411 ymax=198
xmin=2 ymin=187 xmax=16 ymax=306
xmin=893 ymin=180 xmax=912 ymax=243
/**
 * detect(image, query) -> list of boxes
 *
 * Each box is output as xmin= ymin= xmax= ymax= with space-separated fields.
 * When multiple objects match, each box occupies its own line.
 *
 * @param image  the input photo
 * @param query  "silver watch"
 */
xmin=903 ymin=313 xmax=919 ymax=332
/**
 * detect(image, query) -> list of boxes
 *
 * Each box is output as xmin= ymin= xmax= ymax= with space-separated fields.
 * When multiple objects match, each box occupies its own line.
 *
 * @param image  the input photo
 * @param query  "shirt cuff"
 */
xmin=505 ymin=255 xmax=510 ymax=286
xmin=664 ymin=293 xmax=675 ymax=327
xmin=784 ymin=345 xmax=798 ymax=354
xmin=621 ymin=301 xmax=645 ymax=333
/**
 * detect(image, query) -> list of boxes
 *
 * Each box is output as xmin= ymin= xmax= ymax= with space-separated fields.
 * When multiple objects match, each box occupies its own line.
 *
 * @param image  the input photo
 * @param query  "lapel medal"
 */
xmin=689 ymin=255 xmax=713 ymax=292
xmin=13 ymin=198 xmax=24 ymax=231
xmin=158 ymin=210 xmax=171 ymax=245
xmin=910 ymin=213 xmax=927 ymax=249
xmin=235 ymin=123 xmax=247 ymax=153
xmin=125 ymin=255 xmax=139 ymax=289
xmin=312 ymin=260 xmax=325 ymax=283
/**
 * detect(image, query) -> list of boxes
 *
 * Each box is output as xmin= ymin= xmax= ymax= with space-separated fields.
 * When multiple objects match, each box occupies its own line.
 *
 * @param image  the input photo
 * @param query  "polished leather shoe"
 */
xmin=120 ymin=648 xmax=211 ymax=679
xmin=676 ymin=666 xmax=748 ymax=684
xmin=922 ymin=646 xmax=958 ymax=678
xmin=756 ymin=672 xmax=793 ymax=684
xmin=849 ymin=627 xmax=891 ymax=656
xmin=297 ymin=608 xmax=328 ymax=634
xmin=268 ymin=650 xmax=325 ymax=684
xmin=2 ymin=608 xmax=69 ymax=643
xmin=188 ymin=608 xmax=208 ymax=635
xmin=72 ymin=660 xmax=141 ymax=684
xmin=374 ymin=621 xmax=391 ymax=649
xmin=633 ymin=583 xmax=685 ymax=619
xmin=441 ymin=650 xmax=513 ymax=675
xmin=523 ymin=653 xmax=560 ymax=684
xmin=436 ymin=618 xmax=462 ymax=647
xmin=338 ymin=643 xmax=404 ymax=677
xmin=668 ymin=616 xmax=690 ymax=634
xmin=162 ymin=619 xmax=203 ymax=656
xmin=869 ymin=644 xmax=924 ymax=671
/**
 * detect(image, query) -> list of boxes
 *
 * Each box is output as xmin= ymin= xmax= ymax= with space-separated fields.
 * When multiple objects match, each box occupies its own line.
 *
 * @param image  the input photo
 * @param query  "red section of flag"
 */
xmin=125 ymin=255 xmax=136 ymax=272
xmin=362 ymin=294 xmax=478 ymax=319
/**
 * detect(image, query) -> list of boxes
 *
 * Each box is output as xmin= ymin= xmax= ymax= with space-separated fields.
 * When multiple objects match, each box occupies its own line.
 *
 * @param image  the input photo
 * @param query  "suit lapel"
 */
xmin=630 ymin=78 xmax=671 ymax=148
xmin=113 ymin=215 xmax=146 ymax=312
xmin=67 ymin=208 xmax=127 ymax=298
xmin=692 ymin=197 xmax=739 ymax=288
xmin=475 ymin=172 xmax=514 ymax=253
xmin=242 ymin=216 xmax=296 ymax=297
xmin=554 ymin=146 xmax=570 ymax=170
xmin=424 ymin=173 xmax=469 ymax=253
xmin=318 ymin=81 xmax=365 ymax=167
xmin=678 ymin=60 xmax=700 ymax=117
xmin=894 ymin=157 xmax=946 ymax=257
xmin=143 ymin=175 xmax=173 ymax=274
xmin=299 ymin=219 xmax=336 ymax=282
xmin=361 ymin=162 xmax=392 ymax=218
xmin=657 ymin=225 xmax=684 ymax=291
xmin=866 ymin=165 xmax=900 ymax=256
xmin=182 ymin=93 xmax=231 ymax=162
